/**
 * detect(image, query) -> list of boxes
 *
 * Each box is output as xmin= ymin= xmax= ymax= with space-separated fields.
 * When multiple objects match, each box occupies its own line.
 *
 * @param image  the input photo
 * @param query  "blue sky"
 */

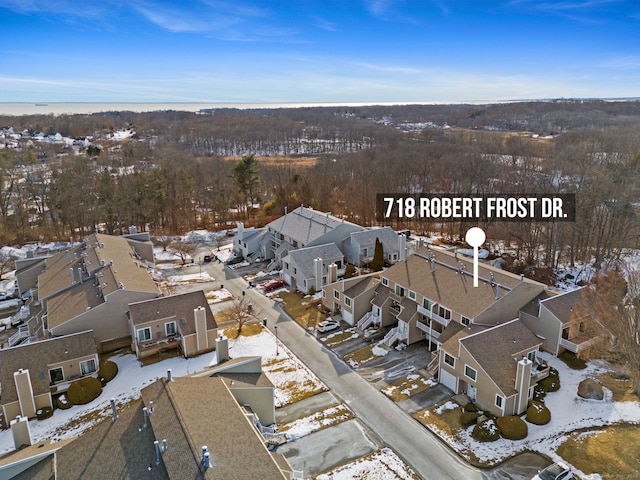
xmin=1 ymin=0 xmax=639 ymax=103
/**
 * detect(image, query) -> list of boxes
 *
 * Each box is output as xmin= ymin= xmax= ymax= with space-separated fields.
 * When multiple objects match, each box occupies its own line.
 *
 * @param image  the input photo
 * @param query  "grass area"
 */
xmin=279 ymin=403 xmax=355 ymax=439
xmin=321 ymin=328 xmax=359 ymax=348
xmin=381 ymin=373 xmax=436 ymax=402
xmin=223 ymin=321 xmax=264 ymax=339
xmin=596 ymin=372 xmax=638 ymax=402
xmin=262 ymin=356 xmax=328 ymax=405
xmin=273 ymin=290 xmax=326 ymax=329
xmin=343 ymin=344 xmax=379 ymax=368
xmin=557 ymin=424 xmax=640 ymax=476
xmin=558 ymin=350 xmax=588 ymax=370
xmin=413 ymin=401 xmax=464 ymax=436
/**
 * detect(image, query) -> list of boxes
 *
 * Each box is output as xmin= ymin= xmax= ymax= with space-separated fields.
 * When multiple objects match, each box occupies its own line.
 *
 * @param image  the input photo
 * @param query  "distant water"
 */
xmin=0 ymin=101 xmax=430 ymax=116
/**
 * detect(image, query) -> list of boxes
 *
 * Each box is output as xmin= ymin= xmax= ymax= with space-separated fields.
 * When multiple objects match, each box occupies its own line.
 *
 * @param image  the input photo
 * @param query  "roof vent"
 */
xmin=201 ymin=446 xmax=210 ymax=469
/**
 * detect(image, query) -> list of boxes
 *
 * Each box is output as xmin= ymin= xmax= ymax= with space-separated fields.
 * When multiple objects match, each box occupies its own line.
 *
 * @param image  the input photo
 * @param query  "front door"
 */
xmin=467 ymin=385 xmax=477 ymax=400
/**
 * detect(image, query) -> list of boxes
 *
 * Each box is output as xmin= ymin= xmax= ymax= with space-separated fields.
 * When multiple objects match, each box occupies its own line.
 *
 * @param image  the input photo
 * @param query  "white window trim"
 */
xmin=461 ymin=316 xmax=470 ymax=326
xmin=381 ymin=277 xmax=388 ymax=286
xmin=137 ymin=327 xmax=152 ymax=343
xmin=334 ymin=290 xmax=340 ymax=300
xmin=345 ymin=297 xmax=352 ymax=307
xmin=464 ymin=364 xmax=477 ymax=382
xmin=495 ymin=394 xmax=504 ymax=408
xmin=80 ymin=358 xmax=97 ymax=376
xmin=444 ymin=353 xmax=455 ymax=368
xmin=49 ymin=366 xmax=64 ymax=384
xmin=165 ymin=321 xmax=177 ymax=336
xmin=409 ymin=290 xmax=416 ymax=300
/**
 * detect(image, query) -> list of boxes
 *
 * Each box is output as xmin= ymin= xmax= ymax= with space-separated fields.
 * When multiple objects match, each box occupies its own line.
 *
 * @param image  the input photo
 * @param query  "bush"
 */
xmin=66 ymin=377 xmax=103 ymax=405
xmin=460 ymin=411 xmax=480 ymax=427
xmin=526 ymin=400 xmax=551 ymax=425
xmin=36 ymin=406 xmax=53 ymax=420
xmin=496 ymin=415 xmax=528 ymax=440
xmin=55 ymin=394 xmax=73 ymax=410
xmin=472 ymin=419 xmax=500 ymax=442
xmin=533 ymin=383 xmax=547 ymax=402
xmin=539 ymin=367 xmax=560 ymax=392
xmin=464 ymin=402 xmax=479 ymax=413
xmin=559 ymin=350 xmax=587 ymax=370
xmin=98 ymin=360 xmax=118 ymax=384
xmin=344 ymin=264 xmax=356 ymax=279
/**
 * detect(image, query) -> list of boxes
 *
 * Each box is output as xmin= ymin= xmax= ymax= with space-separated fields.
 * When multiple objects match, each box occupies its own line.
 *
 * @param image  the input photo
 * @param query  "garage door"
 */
xmin=342 ymin=309 xmax=353 ymax=325
xmin=439 ymin=369 xmax=458 ymax=393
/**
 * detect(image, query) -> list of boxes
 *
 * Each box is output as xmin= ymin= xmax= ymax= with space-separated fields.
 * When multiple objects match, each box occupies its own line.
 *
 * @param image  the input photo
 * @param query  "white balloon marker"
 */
xmin=465 ymin=227 xmax=486 ymax=287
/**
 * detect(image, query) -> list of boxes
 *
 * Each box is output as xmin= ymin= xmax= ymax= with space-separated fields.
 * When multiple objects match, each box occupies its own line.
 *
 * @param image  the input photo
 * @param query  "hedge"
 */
xmin=496 ymin=415 xmax=528 ymax=440
xmin=472 ymin=419 xmax=500 ymax=442
xmin=460 ymin=411 xmax=480 ymax=427
xmin=526 ymin=400 xmax=551 ymax=425
xmin=55 ymin=395 xmax=73 ymax=410
xmin=98 ymin=360 xmax=118 ymax=383
xmin=66 ymin=377 xmax=103 ymax=405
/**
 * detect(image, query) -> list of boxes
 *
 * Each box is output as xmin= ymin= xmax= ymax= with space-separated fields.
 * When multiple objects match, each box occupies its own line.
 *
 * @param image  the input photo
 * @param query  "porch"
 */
xmin=137 ymin=334 xmax=182 ymax=359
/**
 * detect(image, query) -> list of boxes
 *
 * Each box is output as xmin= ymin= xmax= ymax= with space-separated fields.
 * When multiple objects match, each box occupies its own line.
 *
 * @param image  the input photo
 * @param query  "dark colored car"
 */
xmin=263 ymin=279 xmax=286 ymax=291
xmin=203 ymin=254 xmax=213 ymax=262
xmin=226 ymin=256 xmax=244 ymax=265
xmin=363 ymin=327 xmax=384 ymax=342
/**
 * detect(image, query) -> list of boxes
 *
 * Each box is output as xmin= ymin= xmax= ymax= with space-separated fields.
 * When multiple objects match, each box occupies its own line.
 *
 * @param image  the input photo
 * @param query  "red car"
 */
xmin=263 ymin=279 xmax=286 ymax=291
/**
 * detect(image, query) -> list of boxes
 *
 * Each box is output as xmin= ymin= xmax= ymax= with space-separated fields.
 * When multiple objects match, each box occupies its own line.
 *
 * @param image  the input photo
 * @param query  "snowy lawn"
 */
xmin=321 ymin=328 xmax=359 ymax=348
xmin=414 ymin=352 xmax=640 ymax=478
xmin=343 ymin=343 xmax=388 ymax=368
xmin=315 ymin=447 xmax=420 ymax=480
xmin=279 ymin=403 xmax=354 ymax=441
xmin=205 ymin=288 xmax=233 ymax=303
xmin=381 ymin=373 xmax=437 ymax=402
xmin=166 ymin=272 xmax=214 ymax=285
xmin=0 ymin=330 xmax=324 ymax=453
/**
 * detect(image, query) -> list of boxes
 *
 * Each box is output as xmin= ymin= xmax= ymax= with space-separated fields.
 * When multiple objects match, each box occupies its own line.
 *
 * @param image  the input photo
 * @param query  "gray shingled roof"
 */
xmin=128 ymin=290 xmax=217 ymax=335
xmin=540 ymin=287 xmax=589 ymax=324
xmin=268 ymin=206 xmax=360 ymax=246
xmin=460 ymin=320 xmax=543 ymax=396
xmin=141 ymin=377 xmax=287 ymax=480
xmin=0 ymin=331 xmax=97 ymax=403
xmin=343 ymin=275 xmax=379 ymax=299
xmin=348 ymin=226 xmax=399 ymax=252
xmin=286 ymin=243 xmax=344 ymax=280
xmin=382 ymin=246 xmax=540 ymax=319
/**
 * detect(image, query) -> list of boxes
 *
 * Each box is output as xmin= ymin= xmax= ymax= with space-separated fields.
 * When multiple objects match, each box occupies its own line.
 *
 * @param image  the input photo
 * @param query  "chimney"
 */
xmin=143 ymin=407 xmax=149 ymax=428
xmin=110 ymin=398 xmax=118 ymax=422
xmin=328 ymin=263 xmax=337 ymax=283
xmin=398 ymin=234 xmax=407 ymax=261
xmin=194 ymin=306 xmax=208 ymax=353
xmin=167 ymin=369 xmax=172 ymax=381
xmin=10 ymin=416 xmax=33 ymax=450
xmin=515 ymin=357 xmax=533 ymax=414
xmin=201 ymin=446 xmax=210 ymax=469
xmin=13 ymin=369 xmax=36 ymax=419
xmin=216 ymin=336 xmax=229 ymax=363
xmin=314 ymin=258 xmax=323 ymax=292
xmin=149 ymin=401 xmax=154 ymax=413
xmin=129 ymin=225 xmax=137 ymax=235
xmin=154 ymin=440 xmax=161 ymax=465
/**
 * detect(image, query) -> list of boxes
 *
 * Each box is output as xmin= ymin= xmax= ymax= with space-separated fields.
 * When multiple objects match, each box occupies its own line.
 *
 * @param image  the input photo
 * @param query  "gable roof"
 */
xmin=540 ymin=287 xmax=590 ymax=324
xmin=285 ymin=243 xmax=344 ymax=280
xmin=343 ymin=274 xmax=379 ymax=299
xmin=348 ymin=227 xmax=399 ymax=251
xmin=141 ymin=377 xmax=287 ymax=480
xmin=268 ymin=206 xmax=361 ymax=246
xmin=128 ymin=290 xmax=217 ymax=335
xmin=0 ymin=331 xmax=97 ymax=403
xmin=382 ymin=246 xmax=541 ymax=318
xmin=460 ymin=319 xmax=542 ymax=396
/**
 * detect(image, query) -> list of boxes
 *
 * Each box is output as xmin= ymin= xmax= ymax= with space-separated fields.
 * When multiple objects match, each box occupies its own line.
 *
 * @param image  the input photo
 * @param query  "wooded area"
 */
xmin=1 ymin=100 xmax=639 ymax=277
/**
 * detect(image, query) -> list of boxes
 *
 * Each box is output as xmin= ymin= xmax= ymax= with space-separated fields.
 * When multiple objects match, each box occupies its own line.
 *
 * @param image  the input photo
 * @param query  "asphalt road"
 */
xmin=202 ymin=258 xmax=483 ymax=480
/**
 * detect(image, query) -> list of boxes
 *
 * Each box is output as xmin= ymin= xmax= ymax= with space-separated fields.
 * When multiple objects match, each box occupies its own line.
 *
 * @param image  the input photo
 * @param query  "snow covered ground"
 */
xmin=315 ymin=447 xmax=420 ymax=480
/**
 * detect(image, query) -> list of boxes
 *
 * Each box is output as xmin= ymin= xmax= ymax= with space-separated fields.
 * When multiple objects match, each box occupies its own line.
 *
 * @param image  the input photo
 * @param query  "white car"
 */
xmin=533 ymin=462 xmax=573 ymax=480
xmin=317 ymin=319 xmax=340 ymax=333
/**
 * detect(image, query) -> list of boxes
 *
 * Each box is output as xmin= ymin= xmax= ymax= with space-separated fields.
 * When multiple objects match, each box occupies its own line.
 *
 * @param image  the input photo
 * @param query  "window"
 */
xmin=322 ymin=290 xmax=326 ymax=298
xmin=438 ymin=305 xmax=451 ymax=320
xmin=527 ymin=350 xmax=536 ymax=362
xmin=165 ymin=321 xmax=177 ymax=336
xmin=345 ymin=297 xmax=352 ymax=307
xmin=495 ymin=394 xmax=503 ymax=408
xmin=49 ymin=367 xmax=64 ymax=384
xmin=423 ymin=298 xmax=433 ymax=310
xmin=444 ymin=353 xmax=455 ymax=368
xmin=334 ymin=290 xmax=340 ymax=300
xmin=137 ymin=327 xmax=152 ymax=342
xmin=409 ymin=290 xmax=416 ymax=300
xmin=80 ymin=358 xmax=97 ymax=376
xmin=395 ymin=285 xmax=405 ymax=297
xmin=381 ymin=277 xmax=388 ymax=286
xmin=461 ymin=316 xmax=470 ymax=326
xmin=464 ymin=365 xmax=477 ymax=382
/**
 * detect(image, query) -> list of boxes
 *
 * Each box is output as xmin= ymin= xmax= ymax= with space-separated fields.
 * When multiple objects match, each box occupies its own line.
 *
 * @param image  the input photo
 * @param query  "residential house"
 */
xmin=281 ymin=243 xmax=344 ymax=294
xmin=128 ymin=291 xmax=218 ymax=360
xmin=369 ymin=245 xmax=546 ymax=349
xmin=341 ymin=226 xmax=405 ymax=267
xmin=1 ymin=351 xmax=298 ymax=480
xmin=26 ymin=233 xmax=160 ymax=352
xmin=0 ymin=331 xmax=99 ymax=428
xmin=233 ymin=222 xmax=268 ymax=261
xmin=519 ymin=287 xmax=605 ymax=356
xmin=322 ymin=273 xmax=380 ymax=326
xmin=438 ymin=319 xmax=550 ymax=417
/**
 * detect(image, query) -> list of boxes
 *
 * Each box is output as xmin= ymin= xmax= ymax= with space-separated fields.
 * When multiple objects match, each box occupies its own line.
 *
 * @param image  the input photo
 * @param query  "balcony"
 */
xmin=531 ymin=360 xmax=550 ymax=382
xmin=416 ymin=319 xmax=443 ymax=339
xmin=560 ymin=333 xmax=598 ymax=354
xmin=137 ymin=334 xmax=181 ymax=359
xmin=417 ymin=305 xmax=450 ymax=326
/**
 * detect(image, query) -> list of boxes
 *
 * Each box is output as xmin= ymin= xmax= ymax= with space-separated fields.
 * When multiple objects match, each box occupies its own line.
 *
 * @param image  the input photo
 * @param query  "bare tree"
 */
xmin=223 ymin=296 xmax=262 ymax=336
xmin=0 ymin=251 xmax=18 ymax=281
xmin=169 ymin=240 xmax=197 ymax=265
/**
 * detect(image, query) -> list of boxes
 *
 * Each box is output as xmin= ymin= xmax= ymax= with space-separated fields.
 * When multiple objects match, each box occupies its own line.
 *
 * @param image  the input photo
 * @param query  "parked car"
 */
xmin=533 ymin=462 xmax=573 ymax=480
xmin=263 ymin=279 xmax=286 ymax=292
xmin=226 ymin=256 xmax=244 ymax=265
xmin=363 ymin=327 xmax=384 ymax=342
xmin=203 ymin=254 xmax=213 ymax=262
xmin=317 ymin=319 xmax=340 ymax=333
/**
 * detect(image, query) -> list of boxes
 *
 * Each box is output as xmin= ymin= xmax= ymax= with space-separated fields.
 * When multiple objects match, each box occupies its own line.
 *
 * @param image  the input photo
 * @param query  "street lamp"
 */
xmin=274 ymin=326 xmax=278 ymax=356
